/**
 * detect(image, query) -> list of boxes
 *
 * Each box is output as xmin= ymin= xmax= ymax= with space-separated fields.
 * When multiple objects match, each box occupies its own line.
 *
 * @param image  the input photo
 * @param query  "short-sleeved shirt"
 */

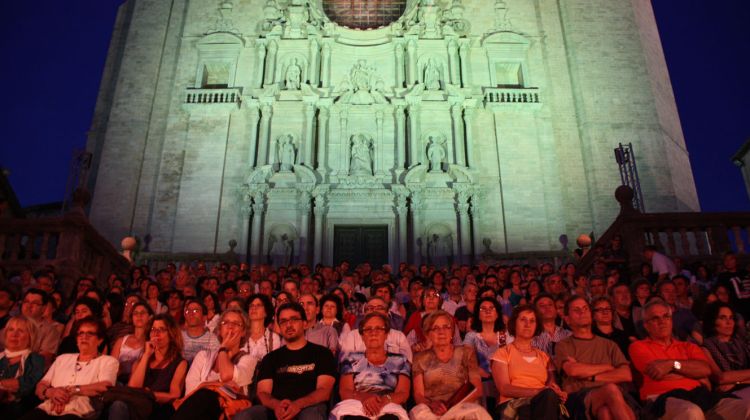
xmin=339 ymin=351 xmax=410 ymax=394
xmin=491 ymin=344 xmax=549 ymax=403
xmin=463 ymin=331 xmax=513 ymax=374
xmin=256 ymin=342 xmax=337 ymax=401
xmin=629 ymin=338 xmax=709 ymax=400
xmin=554 ymin=335 xmax=629 ymax=393
xmin=304 ymin=323 xmax=338 ymax=353
xmin=181 ymin=329 xmax=220 ymax=363
xmin=412 ymin=346 xmax=477 ymax=402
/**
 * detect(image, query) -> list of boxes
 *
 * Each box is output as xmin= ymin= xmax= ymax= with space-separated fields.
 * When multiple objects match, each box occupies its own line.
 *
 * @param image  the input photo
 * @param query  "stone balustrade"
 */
xmin=185 ymin=87 xmax=242 ymax=105
xmin=483 ymin=87 xmax=541 ymax=104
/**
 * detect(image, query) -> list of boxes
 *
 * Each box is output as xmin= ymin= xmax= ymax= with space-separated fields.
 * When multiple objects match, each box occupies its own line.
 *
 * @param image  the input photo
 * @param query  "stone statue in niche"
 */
xmin=427 ymin=233 xmax=453 ymax=267
xmin=268 ymin=233 xmax=293 ymax=267
xmin=349 ymin=134 xmax=373 ymax=176
xmin=427 ymin=136 xmax=446 ymax=172
xmin=285 ymin=59 xmax=302 ymax=90
xmin=277 ymin=134 xmax=296 ymax=171
xmin=424 ymin=59 xmax=441 ymax=90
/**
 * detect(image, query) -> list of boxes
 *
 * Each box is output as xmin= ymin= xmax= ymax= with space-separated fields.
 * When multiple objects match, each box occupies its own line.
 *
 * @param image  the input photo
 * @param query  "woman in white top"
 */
xmin=110 ymin=301 xmax=153 ymax=383
xmin=29 ymin=317 xmax=118 ymax=420
xmin=173 ymin=309 xmax=256 ymax=420
xmin=242 ymin=294 xmax=281 ymax=361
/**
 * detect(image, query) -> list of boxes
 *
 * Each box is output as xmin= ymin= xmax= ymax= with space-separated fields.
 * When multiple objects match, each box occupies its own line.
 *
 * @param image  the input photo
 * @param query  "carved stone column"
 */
xmin=463 ymin=107 xmax=475 ymax=168
xmin=316 ymin=106 xmax=329 ymax=175
xmin=406 ymin=40 xmax=417 ymax=85
xmin=448 ymin=40 xmax=460 ymax=85
xmin=459 ymin=41 xmax=471 ymax=87
xmin=395 ymin=105 xmax=406 ymax=170
xmin=264 ymin=40 xmax=278 ymax=86
xmin=394 ymin=42 xmax=405 ymax=88
xmin=451 ymin=105 xmax=465 ymax=166
xmin=396 ymin=194 xmax=408 ymax=266
xmin=257 ymin=104 xmax=273 ymax=166
xmin=320 ymin=42 xmax=331 ymax=88
xmin=340 ymin=109 xmax=349 ymax=174
xmin=303 ymin=103 xmax=315 ymax=166
xmin=299 ymin=191 xmax=312 ymax=264
xmin=411 ymin=192 xmax=423 ymax=266
xmin=407 ymin=103 xmax=421 ymax=167
xmin=255 ymin=42 xmax=266 ymax=88
xmin=457 ymin=192 xmax=471 ymax=264
xmin=313 ymin=194 xmax=326 ymax=265
xmin=376 ymin=110 xmax=384 ymax=175
xmin=470 ymin=193 xmax=481 ymax=263
xmin=247 ymin=105 xmax=260 ymax=167
xmin=239 ymin=197 xmax=252 ymax=261
xmin=308 ymin=38 xmax=319 ymax=86
xmin=250 ymin=193 xmax=265 ymax=264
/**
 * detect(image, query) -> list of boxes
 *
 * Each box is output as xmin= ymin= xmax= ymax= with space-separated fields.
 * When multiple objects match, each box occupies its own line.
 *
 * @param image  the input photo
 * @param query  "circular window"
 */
xmin=322 ymin=0 xmax=408 ymax=30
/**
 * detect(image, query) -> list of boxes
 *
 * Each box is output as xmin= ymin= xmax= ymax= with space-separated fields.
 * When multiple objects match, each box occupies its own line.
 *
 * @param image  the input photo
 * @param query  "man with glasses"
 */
xmin=181 ymin=297 xmax=219 ymax=363
xmin=3 ymin=288 xmax=61 ymax=366
xmin=591 ymin=296 xmax=632 ymax=360
xmin=369 ymin=282 xmax=405 ymax=330
xmin=339 ymin=296 xmax=412 ymax=362
xmin=630 ymin=298 xmax=750 ymax=419
xmin=555 ymin=295 xmax=637 ymax=420
xmin=235 ymin=302 xmax=336 ymax=420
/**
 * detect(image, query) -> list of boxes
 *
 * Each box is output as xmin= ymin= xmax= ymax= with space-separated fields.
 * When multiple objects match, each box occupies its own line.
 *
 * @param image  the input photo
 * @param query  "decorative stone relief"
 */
xmin=208 ymin=0 xmax=240 ymax=35
xmin=349 ymin=134 xmax=374 ymax=176
xmin=284 ymin=59 xmax=303 ymax=90
xmin=276 ymin=134 xmax=297 ymax=171
xmin=423 ymin=58 xmax=442 ymax=90
xmin=427 ymin=135 xmax=447 ymax=172
xmin=335 ymin=60 xmax=389 ymax=105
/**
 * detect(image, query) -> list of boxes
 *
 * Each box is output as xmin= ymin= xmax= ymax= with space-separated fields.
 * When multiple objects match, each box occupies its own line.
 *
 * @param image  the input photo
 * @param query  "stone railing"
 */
xmin=0 ymin=211 xmax=130 ymax=294
xmin=577 ymin=186 xmax=750 ymax=275
xmin=136 ymin=240 xmax=240 ymax=272
xmin=483 ymin=87 xmax=541 ymax=105
xmin=184 ymin=87 xmax=242 ymax=105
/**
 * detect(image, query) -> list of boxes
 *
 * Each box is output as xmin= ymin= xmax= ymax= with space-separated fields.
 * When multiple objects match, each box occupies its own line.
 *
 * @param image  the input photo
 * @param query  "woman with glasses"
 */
xmin=491 ymin=304 xmax=566 ymax=419
xmin=700 ymin=302 xmax=750 ymax=399
xmin=0 ymin=316 xmax=45 ymax=419
xmin=172 ymin=308 xmax=256 ymax=420
xmin=108 ymin=314 xmax=187 ymax=420
xmin=410 ymin=310 xmax=490 ymax=420
xmin=27 ymin=317 xmax=118 ymax=420
xmin=57 ymin=297 xmax=104 ymax=355
xmin=243 ymin=294 xmax=281 ymax=362
xmin=331 ymin=312 xmax=411 ymax=420
xmin=111 ymin=301 xmax=153 ymax=383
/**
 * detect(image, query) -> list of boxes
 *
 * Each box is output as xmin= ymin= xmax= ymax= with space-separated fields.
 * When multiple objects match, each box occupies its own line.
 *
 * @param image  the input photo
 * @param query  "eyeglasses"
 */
xmin=366 ymin=305 xmax=387 ymax=312
xmin=430 ymin=325 xmax=453 ymax=332
xmin=132 ymin=310 xmax=150 ymax=316
xmin=593 ymin=308 xmax=612 ymax=313
xmin=77 ymin=331 xmax=98 ymax=338
xmin=22 ymin=300 xmax=43 ymax=307
xmin=479 ymin=306 xmax=496 ymax=313
xmin=277 ymin=317 xmax=303 ymax=327
xmin=184 ymin=308 xmax=203 ymax=315
xmin=220 ymin=320 xmax=244 ymax=328
xmin=362 ymin=326 xmax=387 ymax=334
xmin=150 ymin=327 xmax=167 ymax=334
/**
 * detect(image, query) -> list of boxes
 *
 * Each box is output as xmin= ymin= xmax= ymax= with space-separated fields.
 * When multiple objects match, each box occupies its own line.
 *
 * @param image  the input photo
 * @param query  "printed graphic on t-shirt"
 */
xmin=277 ymin=363 xmax=315 ymax=375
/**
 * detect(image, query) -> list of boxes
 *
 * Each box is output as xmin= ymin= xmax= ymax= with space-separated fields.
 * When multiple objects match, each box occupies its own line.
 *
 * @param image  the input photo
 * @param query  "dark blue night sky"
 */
xmin=0 ymin=1 xmax=748 ymax=212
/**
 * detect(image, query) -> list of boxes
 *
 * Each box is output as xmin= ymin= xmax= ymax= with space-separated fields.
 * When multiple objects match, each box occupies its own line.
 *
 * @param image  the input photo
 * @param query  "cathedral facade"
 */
xmin=86 ymin=0 xmax=699 ymax=266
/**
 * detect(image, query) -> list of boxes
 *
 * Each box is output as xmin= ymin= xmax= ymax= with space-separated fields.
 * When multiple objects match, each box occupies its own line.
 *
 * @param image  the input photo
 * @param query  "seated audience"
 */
xmin=57 ymin=298 xmax=103 ymax=355
xmin=299 ymin=293 xmax=338 ymax=353
xmin=491 ymin=304 xmax=566 ymax=419
xmin=591 ymin=296 xmax=632 ymax=359
xmin=339 ymin=296 xmax=412 ymax=362
xmin=331 ymin=312 xmax=411 ymax=420
xmin=0 ymin=316 xmax=45 ymax=419
xmin=630 ymin=298 xmax=750 ymax=419
xmin=27 ymin=317 xmax=118 ymax=420
xmin=410 ymin=310 xmax=490 ymax=420
xmin=531 ymin=293 xmax=571 ymax=356
xmin=242 ymin=294 xmax=282 ymax=360
xmin=181 ymin=297 xmax=219 ymax=363
xmin=110 ymin=300 xmax=152 ymax=383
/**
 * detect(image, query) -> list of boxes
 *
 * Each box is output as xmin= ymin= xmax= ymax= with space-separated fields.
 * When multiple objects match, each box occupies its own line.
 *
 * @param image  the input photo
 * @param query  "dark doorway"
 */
xmin=333 ymin=225 xmax=388 ymax=267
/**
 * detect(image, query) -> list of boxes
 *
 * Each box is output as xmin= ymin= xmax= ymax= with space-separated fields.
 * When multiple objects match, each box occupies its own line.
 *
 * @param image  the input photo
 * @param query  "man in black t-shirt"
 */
xmin=235 ymin=302 xmax=337 ymax=420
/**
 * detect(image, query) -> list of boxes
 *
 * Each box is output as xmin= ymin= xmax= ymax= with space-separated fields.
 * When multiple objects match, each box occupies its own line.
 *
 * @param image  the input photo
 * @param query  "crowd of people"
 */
xmin=1 ymin=240 xmax=750 ymax=420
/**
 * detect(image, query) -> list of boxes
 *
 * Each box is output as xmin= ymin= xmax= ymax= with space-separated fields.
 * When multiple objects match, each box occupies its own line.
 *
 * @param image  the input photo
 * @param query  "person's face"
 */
xmin=259 ymin=281 xmax=273 ymax=297
xmin=37 ymin=277 xmax=54 ymax=293
xmin=203 ymin=295 xmax=217 ymax=312
xmin=283 ymin=282 xmax=299 ymax=299
xmin=589 ymin=279 xmax=606 ymax=297
xmin=147 ymin=285 xmax=159 ymax=299
xmin=422 ymin=289 xmax=440 ymax=311
xmin=432 ymin=273 xmax=444 ymax=287
xmin=238 ymin=282 xmax=252 ymax=299
xmin=612 ymin=286 xmax=632 ymax=308
xmin=593 ymin=301 xmax=613 ymax=325
xmin=555 ymin=300 xmax=565 ymax=319
xmin=485 ymin=277 xmax=498 ymax=290
xmin=204 ymin=279 xmax=218 ymax=293
xmin=673 ymin=279 xmax=688 ymax=297
xmin=478 ymin=301 xmax=498 ymax=324
xmin=510 ymin=272 xmax=521 ymax=286
xmin=427 ymin=315 xmax=453 ymax=346
xmin=365 ymin=298 xmax=388 ymax=315
xmin=277 ymin=309 xmax=305 ymax=342
xmin=463 ymin=285 xmax=478 ymax=302
xmin=716 ymin=286 xmax=730 ymax=303
xmin=635 ymin=284 xmax=650 ymax=300
xmin=248 ymin=298 xmax=267 ymax=321
xmin=448 ymin=279 xmax=462 ymax=295
xmin=528 ymin=282 xmax=540 ymax=296
xmin=361 ymin=316 xmax=387 ymax=349
xmin=276 ymin=293 xmax=290 ymax=306
xmin=167 ymin=293 xmax=183 ymax=311
xmin=219 ymin=312 xmax=245 ymax=344
xmin=76 ymin=323 xmax=103 ymax=354
xmin=184 ymin=302 xmax=206 ymax=327
xmin=565 ymin=299 xmax=592 ymax=329
xmin=131 ymin=305 xmax=151 ymax=328
xmin=4 ymin=319 xmax=31 ymax=351
xmin=643 ymin=304 xmax=673 ymax=340
xmin=535 ymin=297 xmax=556 ymax=322
xmin=321 ymin=300 xmax=338 ymax=320
xmin=374 ymin=287 xmax=392 ymax=305
xmin=409 ymin=283 xmax=423 ymax=302
xmin=149 ymin=320 xmax=169 ymax=349
xmin=21 ymin=293 xmax=45 ymax=319
xmin=300 ymin=278 xmax=314 ymax=294
xmin=715 ymin=307 xmax=735 ymax=338
xmin=78 ymin=280 xmax=94 ymax=293
xmin=298 ymin=295 xmax=318 ymax=322
xmin=74 ymin=304 xmax=93 ymax=321
xmin=659 ymin=284 xmax=677 ymax=305
xmin=223 ymin=288 xmax=237 ymax=302
xmin=546 ymin=275 xmax=563 ymax=294
xmin=724 ymin=255 xmax=738 ymax=271
xmin=515 ymin=310 xmax=537 ymax=340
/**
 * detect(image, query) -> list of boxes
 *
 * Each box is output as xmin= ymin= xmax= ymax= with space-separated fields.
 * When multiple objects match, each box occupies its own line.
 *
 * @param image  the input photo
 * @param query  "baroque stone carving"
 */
xmin=335 ymin=60 xmax=388 ymax=105
xmin=208 ymin=0 xmax=240 ymax=35
xmin=427 ymin=233 xmax=454 ymax=267
xmin=350 ymin=134 xmax=374 ymax=176
xmin=424 ymin=59 xmax=442 ymax=90
xmin=285 ymin=59 xmax=302 ymax=90
xmin=276 ymin=134 xmax=297 ymax=171
xmin=427 ymin=136 xmax=446 ymax=173
xmin=268 ymin=233 xmax=293 ymax=266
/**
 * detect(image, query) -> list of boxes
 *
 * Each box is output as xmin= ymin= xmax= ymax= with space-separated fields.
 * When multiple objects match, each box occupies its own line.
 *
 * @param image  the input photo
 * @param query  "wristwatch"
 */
xmin=673 ymin=360 xmax=682 ymax=371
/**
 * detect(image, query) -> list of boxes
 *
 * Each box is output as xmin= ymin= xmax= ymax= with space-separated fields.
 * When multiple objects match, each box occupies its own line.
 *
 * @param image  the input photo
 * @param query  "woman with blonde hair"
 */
xmin=0 ymin=316 xmax=45 ymax=419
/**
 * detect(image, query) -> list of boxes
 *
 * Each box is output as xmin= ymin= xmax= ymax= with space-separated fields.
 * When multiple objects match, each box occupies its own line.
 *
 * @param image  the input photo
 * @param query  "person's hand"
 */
xmin=143 ymin=341 xmax=155 ymax=357
xmin=426 ymin=399 xmax=447 ymax=416
xmin=280 ymin=400 xmax=301 ymax=420
xmin=645 ymin=360 xmax=674 ymax=380
xmin=48 ymin=387 xmax=71 ymax=406
xmin=548 ymin=383 xmax=567 ymax=403
xmin=78 ymin=383 xmax=110 ymax=396
xmin=0 ymin=378 xmax=19 ymax=393
xmin=362 ymin=395 xmax=386 ymax=416
xmin=273 ymin=399 xmax=290 ymax=420
xmin=221 ymin=329 xmax=241 ymax=349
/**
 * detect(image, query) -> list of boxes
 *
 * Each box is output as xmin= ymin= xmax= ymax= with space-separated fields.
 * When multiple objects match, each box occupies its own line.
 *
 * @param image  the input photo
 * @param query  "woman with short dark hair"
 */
xmin=701 ymin=302 xmax=750 ymax=399
xmin=317 ymin=294 xmax=351 ymax=337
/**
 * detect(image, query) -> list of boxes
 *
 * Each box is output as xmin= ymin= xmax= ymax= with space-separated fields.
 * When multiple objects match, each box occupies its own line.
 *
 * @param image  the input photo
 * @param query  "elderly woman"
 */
xmin=108 ymin=314 xmax=188 ymax=420
xmin=410 ymin=310 xmax=491 ymax=420
xmin=26 ymin=317 xmax=118 ymax=420
xmin=172 ymin=308 xmax=256 ymax=420
xmin=701 ymin=302 xmax=750 ymax=399
xmin=318 ymin=294 xmax=352 ymax=337
xmin=111 ymin=300 xmax=153 ymax=383
xmin=0 ymin=316 xmax=45 ymax=419
xmin=331 ymin=312 xmax=411 ymax=420
xmin=57 ymin=297 xmax=104 ymax=355
xmin=491 ymin=304 xmax=566 ymax=419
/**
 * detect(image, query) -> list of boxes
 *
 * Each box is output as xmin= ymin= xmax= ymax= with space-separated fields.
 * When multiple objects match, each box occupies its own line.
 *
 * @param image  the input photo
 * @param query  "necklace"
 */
xmin=512 ymin=342 xmax=534 ymax=353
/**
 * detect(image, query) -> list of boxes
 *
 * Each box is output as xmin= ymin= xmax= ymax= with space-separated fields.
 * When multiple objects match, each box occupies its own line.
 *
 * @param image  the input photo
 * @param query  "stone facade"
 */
xmin=86 ymin=0 xmax=699 ymax=266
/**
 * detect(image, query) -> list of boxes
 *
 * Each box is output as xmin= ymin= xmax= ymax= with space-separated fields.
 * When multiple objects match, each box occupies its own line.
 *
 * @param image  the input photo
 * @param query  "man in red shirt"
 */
xmin=629 ymin=298 xmax=750 ymax=419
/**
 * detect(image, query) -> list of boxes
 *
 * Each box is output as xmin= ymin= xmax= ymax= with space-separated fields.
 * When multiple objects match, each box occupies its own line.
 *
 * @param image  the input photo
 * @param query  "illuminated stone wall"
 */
xmin=86 ymin=0 xmax=699 ymax=265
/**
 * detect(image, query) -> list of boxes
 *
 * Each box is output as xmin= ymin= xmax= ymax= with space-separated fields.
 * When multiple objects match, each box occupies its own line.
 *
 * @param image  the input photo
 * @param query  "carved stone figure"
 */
xmin=424 ymin=59 xmax=441 ymax=90
xmin=268 ymin=233 xmax=293 ymax=267
xmin=285 ymin=59 xmax=302 ymax=90
xmin=427 ymin=136 xmax=446 ymax=172
xmin=350 ymin=134 xmax=373 ymax=176
xmin=427 ymin=233 xmax=453 ymax=266
xmin=278 ymin=135 xmax=296 ymax=171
